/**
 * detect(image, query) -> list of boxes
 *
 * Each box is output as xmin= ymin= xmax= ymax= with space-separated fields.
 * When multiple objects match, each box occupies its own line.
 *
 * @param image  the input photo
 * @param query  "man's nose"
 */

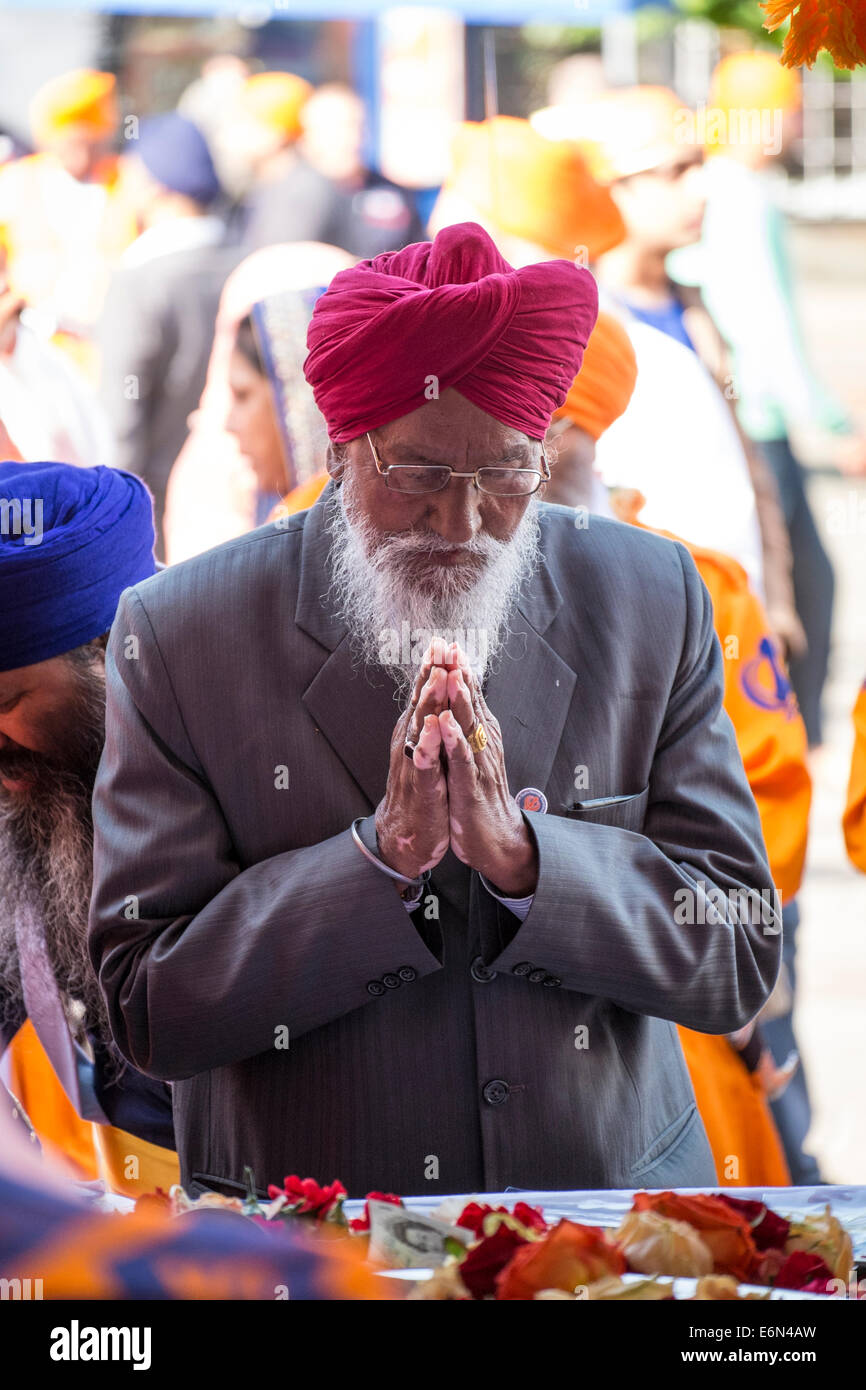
xmin=424 ymin=478 xmax=484 ymax=545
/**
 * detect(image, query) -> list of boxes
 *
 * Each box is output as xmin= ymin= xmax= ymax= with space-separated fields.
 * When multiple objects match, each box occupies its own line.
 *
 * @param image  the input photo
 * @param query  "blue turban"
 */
xmin=137 ymin=113 xmax=221 ymax=207
xmin=0 ymin=463 xmax=157 ymax=673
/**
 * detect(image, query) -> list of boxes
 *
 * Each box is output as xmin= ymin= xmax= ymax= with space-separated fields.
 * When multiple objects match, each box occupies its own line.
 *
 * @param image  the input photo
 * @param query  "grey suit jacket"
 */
xmin=89 ymin=488 xmax=781 ymax=1198
xmin=97 ymin=241 xmax=241 ymax=547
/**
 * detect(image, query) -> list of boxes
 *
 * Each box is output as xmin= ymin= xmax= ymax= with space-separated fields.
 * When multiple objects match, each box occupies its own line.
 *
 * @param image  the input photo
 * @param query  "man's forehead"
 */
xmin=373 ymin=398 xmax=536 ymax=462
xmin=0 ymin=656 xmax=71 ymax=693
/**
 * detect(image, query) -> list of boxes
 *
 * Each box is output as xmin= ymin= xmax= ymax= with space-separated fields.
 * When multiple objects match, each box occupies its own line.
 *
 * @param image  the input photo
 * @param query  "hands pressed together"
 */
xmin=374 ymin=638 xmax=538 ymax=898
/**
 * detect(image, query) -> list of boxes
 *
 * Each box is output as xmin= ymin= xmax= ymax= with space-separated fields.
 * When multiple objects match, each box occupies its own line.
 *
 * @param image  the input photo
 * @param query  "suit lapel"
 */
xmin=482 ymin=552 xmax=577 ymax=803
xmin=303 ymin=638 xmax=403 ymax=809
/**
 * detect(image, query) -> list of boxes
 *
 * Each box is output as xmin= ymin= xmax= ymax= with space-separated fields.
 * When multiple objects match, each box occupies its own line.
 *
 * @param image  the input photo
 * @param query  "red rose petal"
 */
xmin=774 ymin=1250 xmax=834 ymax=1291
xmin=718 ymin=1195 xmax=790 ymax=1251
xmin=456 ymin=1202 xmax=501 ymax=1235
xmin=512 ymin=1202 xmax=548 ymax=1233
xmin=460 ymin=1227 xmax=529 ymax=1299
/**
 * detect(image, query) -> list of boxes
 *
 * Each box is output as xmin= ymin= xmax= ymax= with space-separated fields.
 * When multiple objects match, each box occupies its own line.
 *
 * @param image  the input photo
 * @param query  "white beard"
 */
xmin=324 ymin=474 xmax=542 ymax=697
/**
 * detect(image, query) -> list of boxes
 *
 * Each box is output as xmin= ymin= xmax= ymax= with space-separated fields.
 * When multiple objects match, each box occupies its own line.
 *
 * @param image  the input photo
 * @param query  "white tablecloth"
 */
xmin=344 ymin=1185 xmax=866 ymax=1259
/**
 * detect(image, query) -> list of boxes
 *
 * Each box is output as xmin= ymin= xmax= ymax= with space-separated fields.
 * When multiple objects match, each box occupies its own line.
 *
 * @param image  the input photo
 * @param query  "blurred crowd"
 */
xmin=2 ymin=46 xmax=866 ymax=1296
xmin=0 ymin=61 xmax=423 ymax=551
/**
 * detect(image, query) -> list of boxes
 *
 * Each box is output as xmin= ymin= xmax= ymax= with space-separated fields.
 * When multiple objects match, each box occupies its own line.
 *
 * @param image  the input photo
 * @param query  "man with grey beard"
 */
xmin=0 ymin=461 xmax=175 ymax=1177
xmin=90 ymin=224 xmax=780 ymax=1198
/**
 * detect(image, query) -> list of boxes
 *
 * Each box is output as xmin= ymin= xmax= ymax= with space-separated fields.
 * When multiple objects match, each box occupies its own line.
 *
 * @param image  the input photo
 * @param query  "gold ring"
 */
xmin=467 ymin=722 xmax=488 ymax=754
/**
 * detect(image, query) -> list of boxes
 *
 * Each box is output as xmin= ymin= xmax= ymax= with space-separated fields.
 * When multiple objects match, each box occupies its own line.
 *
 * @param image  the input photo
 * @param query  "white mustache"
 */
xmin=370 ymin=529 xmax=502 ymax=561
xmin=324 ymin=475 xmax=541 ymax=697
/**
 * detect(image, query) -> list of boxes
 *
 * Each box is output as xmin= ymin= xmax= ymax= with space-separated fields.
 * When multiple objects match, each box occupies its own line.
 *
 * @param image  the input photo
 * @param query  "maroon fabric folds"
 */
xmin=304 ymin=222 xmax=598 ymax=442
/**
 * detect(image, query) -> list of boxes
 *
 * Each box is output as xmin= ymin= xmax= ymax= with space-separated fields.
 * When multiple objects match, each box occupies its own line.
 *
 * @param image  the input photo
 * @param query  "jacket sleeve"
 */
xmin=481 ymin=543 xmax=782 ymax=1034
xmin=88 ymin=587 xmax=442 ymax=1082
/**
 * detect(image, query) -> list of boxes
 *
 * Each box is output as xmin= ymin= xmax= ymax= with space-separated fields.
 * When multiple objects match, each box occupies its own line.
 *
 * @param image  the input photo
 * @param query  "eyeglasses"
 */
xmin=366 ymin=432 xmax=550 ymax=497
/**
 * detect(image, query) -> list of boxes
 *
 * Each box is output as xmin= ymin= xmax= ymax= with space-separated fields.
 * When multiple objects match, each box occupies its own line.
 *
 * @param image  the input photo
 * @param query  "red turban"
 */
xmin=304 ymin=222 xmax=598 ymax=443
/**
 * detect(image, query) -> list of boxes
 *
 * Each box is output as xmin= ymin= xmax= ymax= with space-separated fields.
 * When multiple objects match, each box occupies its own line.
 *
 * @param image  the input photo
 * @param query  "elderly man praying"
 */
xmin=89 ymin=223 xmax=780 ymax=1198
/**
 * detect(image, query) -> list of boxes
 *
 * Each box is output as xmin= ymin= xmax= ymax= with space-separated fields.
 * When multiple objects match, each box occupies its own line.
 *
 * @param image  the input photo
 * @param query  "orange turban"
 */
xmin=709 ymin=52 xmax=801 ymax=117
xmin=30 ymin=69 xmax=118 ymax=147
xmin=552 ymin=311 xmax=637 ymax=441
xmin=445 ymin=116 xmax=625 ymax=261
xmin=534 ymin=87 xmax=691 ymax=184
xmin=242 ymin=72 xmax=313 ymax=141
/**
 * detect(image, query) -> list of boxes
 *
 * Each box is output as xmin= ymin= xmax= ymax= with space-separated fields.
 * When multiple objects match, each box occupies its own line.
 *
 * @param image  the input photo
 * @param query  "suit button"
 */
xmin=512 ymin=962 xmax=533 ymax=977
xmin=528 ymin=968 xmax=547 ymax=984
xmin=382 ymin=973 xmax=400 ymax=989
xmin=366 ymin=980 xmax=386 ymax=997
xmin=542 ymin=975 xmax=562 ymax=988
xmin=397 ymin=965 xmax=417 ymax=982
xmin=482 ymin=1079 xmax=510 ymax=1106
xmin=470 ymin=955 xmax=497 ymax=983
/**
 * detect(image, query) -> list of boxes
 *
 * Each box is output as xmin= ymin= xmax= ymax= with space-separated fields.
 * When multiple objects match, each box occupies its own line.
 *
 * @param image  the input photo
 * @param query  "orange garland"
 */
xmin=763 ymin=0 xmax=866 ymax=69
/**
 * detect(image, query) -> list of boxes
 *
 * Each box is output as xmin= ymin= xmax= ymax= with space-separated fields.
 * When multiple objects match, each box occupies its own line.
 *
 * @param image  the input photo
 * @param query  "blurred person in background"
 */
xmin=545 ymin=52 xmax=607 ymax=108
xmin=0 ymin=1091 xmax=381 ymax=1301
xmin=535 ymin=87 xmax=800 ymax=662
xmin=239 ymin=74 xmax=420 ymax=259
xmin=434 ymin=114 xmax=770 ymax=619
xmin=163 ymin=241 xmax=355 ymax=563
xmin=178 ymin=53 xmax=253 ymax=202
xmin=0 ymin=255 xmax=112 ymax=467
xmin=299 ymin=83 xmax=422 ymax=259
xmin=236 ymin=71 xmax=337 ymax=249
xmin=0 ymin=413 xmax=22 ymax=461
xmin=844 ymin=679 xmax=866 ymax=873
xmin=0 ymin=125 xmax=26 ymax=169
xmin=226 ymin=315 xmax=289 ymax=523
xmin=566 ymin=82 xmax=822 ymax=1182
xmin=0 ymin=70 xmax=137 ymax=376
xmin=670 ymin=51 xmax=856 ymax=1179
xmin=672 ymin=51 xmax=862 ymax=749
xmin=98 ymin=112 xmax=240 ymax=556
xmin=427 ymin=114 xmax=625 ymax=269
xmin=228 ymin=291 xmax=331 ymax=526
xmin=0 ymin=463 xmax=178 ymax=1198
xmin=546 ymin=312 xmax=808 ymax=1186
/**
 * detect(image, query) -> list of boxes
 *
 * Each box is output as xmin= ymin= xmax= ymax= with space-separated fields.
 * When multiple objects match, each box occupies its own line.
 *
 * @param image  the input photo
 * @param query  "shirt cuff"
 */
xmin=479 ymin=874 xmax=534 ymax=923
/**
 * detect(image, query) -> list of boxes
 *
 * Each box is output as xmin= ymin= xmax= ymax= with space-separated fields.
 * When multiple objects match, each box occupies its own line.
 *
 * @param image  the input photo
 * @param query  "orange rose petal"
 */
xmin=632 ymin=1192 xmax=758 ymax=1283
xmin=496 ymin=1219 xmax=626 ymax=1300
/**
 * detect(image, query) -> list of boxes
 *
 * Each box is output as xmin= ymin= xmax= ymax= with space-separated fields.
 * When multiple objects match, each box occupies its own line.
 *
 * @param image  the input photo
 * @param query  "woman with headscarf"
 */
xmin=227 ymin=292 xmax=333 ymax=525
xmin=162 ymin=241 xmax=354 ymax=564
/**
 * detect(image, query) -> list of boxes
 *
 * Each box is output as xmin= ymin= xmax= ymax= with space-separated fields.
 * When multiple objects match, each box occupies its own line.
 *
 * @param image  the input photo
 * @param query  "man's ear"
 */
xmin=326 ymin=441 xmax=347 ymax=485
